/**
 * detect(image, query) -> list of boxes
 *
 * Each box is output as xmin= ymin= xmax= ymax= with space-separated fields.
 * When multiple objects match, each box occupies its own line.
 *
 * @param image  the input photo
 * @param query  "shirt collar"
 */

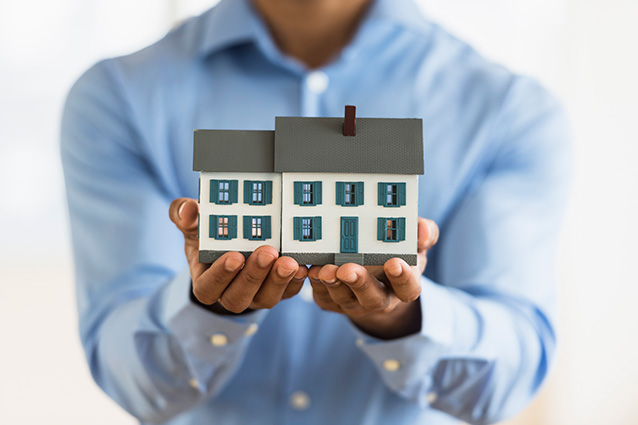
xmin=197 ymin=0 xmax=429 ymax=58
xmin=196 ymin=0 xmax=258 ymax=57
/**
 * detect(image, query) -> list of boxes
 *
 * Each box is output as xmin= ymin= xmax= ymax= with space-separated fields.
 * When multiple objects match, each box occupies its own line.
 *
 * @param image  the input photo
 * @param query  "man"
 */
xmin=61 ymin=0 xmax=571 ymax=423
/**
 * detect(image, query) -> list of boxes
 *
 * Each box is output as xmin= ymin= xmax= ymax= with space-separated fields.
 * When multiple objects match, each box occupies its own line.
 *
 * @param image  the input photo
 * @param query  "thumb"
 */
xmin=417 ymin=217 xmax=439 ymax=253
xmin=169 ymin=197 xmax=199 ymax=242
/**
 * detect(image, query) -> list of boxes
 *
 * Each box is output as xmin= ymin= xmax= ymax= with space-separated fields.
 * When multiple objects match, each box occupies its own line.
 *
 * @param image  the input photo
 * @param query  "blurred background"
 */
xmin=0 ymin=0 xmax=636 ymax=423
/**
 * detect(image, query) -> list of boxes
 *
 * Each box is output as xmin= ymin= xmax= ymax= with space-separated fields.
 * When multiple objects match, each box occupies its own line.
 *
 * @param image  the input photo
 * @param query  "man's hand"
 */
xmin=169 ymin=198 xmax=308 ymax=313
xmin=308 ymin=217 xmax=439 ymax=339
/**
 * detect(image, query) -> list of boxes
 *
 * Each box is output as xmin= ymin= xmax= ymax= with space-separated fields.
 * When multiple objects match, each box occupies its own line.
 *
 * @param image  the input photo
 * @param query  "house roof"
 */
xmin=273 ymin=117 xmax=423 ymax=174
xmin=193 ymin=130 xmax=274 ymax=172
xmin=193 ymin=116 xmax=424 ymax=175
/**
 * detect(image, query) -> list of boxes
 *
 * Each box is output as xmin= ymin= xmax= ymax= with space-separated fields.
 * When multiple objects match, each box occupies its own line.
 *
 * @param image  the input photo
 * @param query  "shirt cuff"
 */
xmin=157 ymin=268 xmax=268 ymax=363
xmin=351 ymin=276 xmax=480 ymax=404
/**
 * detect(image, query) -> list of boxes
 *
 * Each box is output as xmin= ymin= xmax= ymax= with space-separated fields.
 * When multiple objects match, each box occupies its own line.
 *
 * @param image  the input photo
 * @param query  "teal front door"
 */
xmin=340 ymin=217 xmax=358 ymax=253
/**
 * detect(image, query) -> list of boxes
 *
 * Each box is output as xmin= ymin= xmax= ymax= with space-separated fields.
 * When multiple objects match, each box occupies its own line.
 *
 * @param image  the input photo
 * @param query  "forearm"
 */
xmin=86 ymin=270 xmax=267 ymax=423
xmin=354 ymin=276 xmax=553 ymax=425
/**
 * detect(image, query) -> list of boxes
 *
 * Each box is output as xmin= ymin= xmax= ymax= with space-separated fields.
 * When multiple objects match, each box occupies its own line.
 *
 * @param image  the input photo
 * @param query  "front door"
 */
xmin=340 ymin=217 xmax=358 ymax=253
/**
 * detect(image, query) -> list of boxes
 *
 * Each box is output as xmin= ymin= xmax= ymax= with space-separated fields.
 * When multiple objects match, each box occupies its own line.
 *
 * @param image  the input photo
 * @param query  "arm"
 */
xmin=309 ymin=78 xmax=572 ymax=424
xmin=60 ymin=60 xmax=304 ymax=423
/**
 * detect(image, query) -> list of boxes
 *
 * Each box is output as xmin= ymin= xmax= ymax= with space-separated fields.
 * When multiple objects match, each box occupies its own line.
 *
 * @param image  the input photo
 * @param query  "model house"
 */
xmin=193 ymin=106 xmax=424 ymax=266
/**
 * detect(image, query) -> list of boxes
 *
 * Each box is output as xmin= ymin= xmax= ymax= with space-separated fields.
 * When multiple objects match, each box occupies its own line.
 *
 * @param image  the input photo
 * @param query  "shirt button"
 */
xmin=289 ymin=390 xmax=311 ymax=411
xmin=383 ymin=359 xmax=401 ymax=372
xmin=244 ymin=323 xmax=259 ymax=337
xmin=306 ymin=71 xmax=329 ymax=94
xmin=355 ymin=337 xmax=365 ymax=347
xmin=426 ymin=392 xmax=438 ymax=404
xmin=188 ymin=378 xmax=201 ymax=390
xmin=210 ymin=333 xmax=228 ymax=347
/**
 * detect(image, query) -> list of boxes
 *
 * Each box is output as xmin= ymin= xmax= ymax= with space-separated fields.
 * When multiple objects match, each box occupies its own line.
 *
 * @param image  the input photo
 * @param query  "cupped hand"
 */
xmin=308 ymin=217 xmax=439 ymax=339
xmin=169 ymin=198 xmax=308 ymax=313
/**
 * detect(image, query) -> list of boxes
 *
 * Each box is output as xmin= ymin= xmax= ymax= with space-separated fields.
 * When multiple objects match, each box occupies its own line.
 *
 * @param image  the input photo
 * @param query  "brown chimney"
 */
xmin=343 ymin=105 xmax=356 ymax=136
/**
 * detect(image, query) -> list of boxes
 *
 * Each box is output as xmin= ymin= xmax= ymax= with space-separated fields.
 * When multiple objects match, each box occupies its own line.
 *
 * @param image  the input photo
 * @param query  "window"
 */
xmin=302 ymin=184 xmax=313 ymax=204
xmin=243 ymin=216 xmax=272 ymax=240
xmin=378 ymin=182 xmax=406 ymax=207
xmin=253 ymin=182 xmax=263 ymax=204
xmin=294 ymin=181 xmax=322 ymax=206
xmin=377 ymin=217 xmax=406 ymax=242
xmin=210 ymin=179 xmax=238 ymax=204
xmin=293 ymin=216 xmax=322 ymax=241
xmin=244 ymin=180 xmax=273 ymax=205
xmin=209 ymin=215 xmax=237 ymax=239
xmin=219 ymin=181 xmax=230 ymax=203
xmin=336 ymin=182 xmax=364 ymax=206
xmin=301 ymin=218 xmax=312 ymax=240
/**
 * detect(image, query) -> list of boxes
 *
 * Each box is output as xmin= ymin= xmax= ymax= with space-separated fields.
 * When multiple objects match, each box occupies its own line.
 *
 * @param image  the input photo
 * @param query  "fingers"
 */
xmin=318 ymin=265 xmax=360 ymax=312
xmin=336 ymin=264 xmax=392 ymax=312
xmin=309 ymin=264 xmax=396 ymax=317
xmin=282 ymin=268 xmax=308 ymax=299
xmin=383 ymin=258 xmax=422 ymax=302
xmin=219 ymin=246 xmax=278 ymax=313
xmin=250 ymin=256 xmax=299 ymax=309
xmin=418 ymin=217 xmax=439 ymax=252
xmin=192 ymin=251 xmax=245 ymax=304
xmin=308 ymin=266 xmax=343 ymax=314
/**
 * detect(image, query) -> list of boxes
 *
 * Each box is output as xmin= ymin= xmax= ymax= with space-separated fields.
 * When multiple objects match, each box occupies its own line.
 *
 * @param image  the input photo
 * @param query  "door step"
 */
xmin=334 ymin=253 xmax=364 ymax=266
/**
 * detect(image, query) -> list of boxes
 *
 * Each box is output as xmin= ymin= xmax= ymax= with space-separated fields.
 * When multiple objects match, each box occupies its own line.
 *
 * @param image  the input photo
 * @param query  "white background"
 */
xmin=0 ymin=0 xmax=637 ymax=424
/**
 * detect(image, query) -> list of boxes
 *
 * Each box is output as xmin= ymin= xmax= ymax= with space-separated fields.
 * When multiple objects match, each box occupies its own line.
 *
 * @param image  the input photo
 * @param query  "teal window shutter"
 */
xmin=264 ymin=181 xmax=273 ymax=204
xmin=210 ymin=180 xmax=219 ymax=203
xmin=336 ymin=182 xmax=344 ymax=205
xmin=293 ymin=217 xmax=301 ymax=240
xmin=314 ymin=182 xmax=322 ymax=204
xmin=377 ymin=183 xmax=384 ymax=206
xmin=398 ymin=217 xmax=406 ymax=241
xmin=314 ymin=216 xmax=322 ymax=240
xmin=229 ymin=216 xmax=237 ymax=238
xmin=398 ymin=183 xmax=406 ymax=206
xmin=294 ymin=182 xmax=302 ymax=205
xmin=209 ymin=215 xmax=218 ymax=238
xmin=243 ymin=216 xmax=250 ymax=239
xmin=355 ymin=182 xmax=364 ymax=206
xmin=244 ymin=181 xmax=252 ymax=204
xmin=229 ymin=180 xmax=238 ymax=204
xmin=377 ymin=218 xmax=384 ymax=241
xmin=264 ymin=216 xmax=271 ymax=239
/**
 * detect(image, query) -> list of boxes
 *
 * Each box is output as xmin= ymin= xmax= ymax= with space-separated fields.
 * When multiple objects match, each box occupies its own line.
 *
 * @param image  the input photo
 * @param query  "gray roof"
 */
xmin=274 ymin=117 xmax=423 ymax=174
xmin=193 ymin=117 xmax=424 ymax=175
xmin=193 ymin=130 xmax=274 ymax=172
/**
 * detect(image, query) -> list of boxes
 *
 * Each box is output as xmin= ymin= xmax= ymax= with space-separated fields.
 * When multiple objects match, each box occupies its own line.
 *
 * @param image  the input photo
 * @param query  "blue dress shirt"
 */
xmin=60 ymin=0 xmax=571 ymax=424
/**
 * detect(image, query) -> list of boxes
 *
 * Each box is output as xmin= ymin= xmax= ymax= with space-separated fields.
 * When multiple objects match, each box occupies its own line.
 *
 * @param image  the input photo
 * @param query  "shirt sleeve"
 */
xmin=352 ymin=77 xmax=572 ymax=424
xmin=60 ymin=59 xmax=267 ymax=424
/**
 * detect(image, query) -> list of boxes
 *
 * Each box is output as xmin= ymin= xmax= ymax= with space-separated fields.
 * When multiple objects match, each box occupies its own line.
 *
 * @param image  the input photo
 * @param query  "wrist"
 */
xmin=349 ymin=299 xmax=422 ymax=340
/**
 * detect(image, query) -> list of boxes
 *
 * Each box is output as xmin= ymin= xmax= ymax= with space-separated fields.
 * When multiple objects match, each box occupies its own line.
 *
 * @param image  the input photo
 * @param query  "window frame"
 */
xmin=210 ymin=179 xmax=238 ymax=205
xmin=378 ymin=182 xmax=406 ymax=207
xmin=209 ymin=215 xmax=237 ymax=240
xmin=336 ymin=181 xmax=364 ymax=207
xmin=377 ymin=217 xmax=406 ymax=242
xmin=244 ymin=180 xmax=273 ymax=205
xmin=243 ymin=215 xmax=272 ymax=240
xmin=294 ymin=181 xmax=323 ymax=206
xmin=293 ymin=216 xmax=322 ymax=241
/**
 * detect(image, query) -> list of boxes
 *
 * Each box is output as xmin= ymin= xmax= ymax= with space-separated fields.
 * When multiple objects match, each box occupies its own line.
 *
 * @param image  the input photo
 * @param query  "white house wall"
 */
xmin=280 ymin=173 xmax=418 ymax=257
xmin=199 ymin=171 xmax=282 ymax=253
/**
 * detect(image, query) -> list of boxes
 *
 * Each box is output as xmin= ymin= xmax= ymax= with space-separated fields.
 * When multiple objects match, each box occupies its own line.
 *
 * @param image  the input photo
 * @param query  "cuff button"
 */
xmin=210 ymin=333 xmax=228 ymax=347
xmin=382 ymin=359 xmax=401 ymax=372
